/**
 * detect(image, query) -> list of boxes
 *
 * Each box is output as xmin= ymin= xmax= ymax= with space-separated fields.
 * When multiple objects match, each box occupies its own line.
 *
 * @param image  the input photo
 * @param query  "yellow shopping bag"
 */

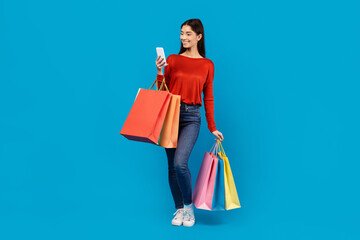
xmin=217 ymin=140 xmax=241 ymax=210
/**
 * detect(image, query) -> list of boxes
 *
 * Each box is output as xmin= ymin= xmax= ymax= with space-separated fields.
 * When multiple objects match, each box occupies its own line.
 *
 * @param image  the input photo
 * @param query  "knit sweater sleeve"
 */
xmin=156 ymin=55 xmax=171 ymax=90
xmin=203 ymin=61 xmax=217 ymax=133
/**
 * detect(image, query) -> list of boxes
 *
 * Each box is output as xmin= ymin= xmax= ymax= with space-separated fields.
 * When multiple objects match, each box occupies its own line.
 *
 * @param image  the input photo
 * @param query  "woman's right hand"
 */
xmin=155 ymin=56 xmax=166 ymax=71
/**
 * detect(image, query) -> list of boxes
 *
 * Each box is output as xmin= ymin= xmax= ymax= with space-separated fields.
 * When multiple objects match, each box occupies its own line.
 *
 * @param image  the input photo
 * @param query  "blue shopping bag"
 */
xmin=211 ymin=157 xmax=226 ymax=211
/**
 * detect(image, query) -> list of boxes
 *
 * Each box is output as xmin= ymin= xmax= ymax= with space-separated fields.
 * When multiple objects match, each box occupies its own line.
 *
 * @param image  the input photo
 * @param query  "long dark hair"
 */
xmin=178 ymin=19 xmax=206 ymax=58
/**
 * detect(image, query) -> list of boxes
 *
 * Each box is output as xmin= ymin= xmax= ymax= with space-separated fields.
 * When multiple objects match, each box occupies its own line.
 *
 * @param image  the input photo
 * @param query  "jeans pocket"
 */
xmin=186 ymin=109 xmax=200 ymax=115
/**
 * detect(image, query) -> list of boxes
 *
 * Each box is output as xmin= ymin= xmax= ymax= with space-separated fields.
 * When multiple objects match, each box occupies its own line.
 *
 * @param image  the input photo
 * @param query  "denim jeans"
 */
xmin=165 ymin=102 xmax=201 ymax=209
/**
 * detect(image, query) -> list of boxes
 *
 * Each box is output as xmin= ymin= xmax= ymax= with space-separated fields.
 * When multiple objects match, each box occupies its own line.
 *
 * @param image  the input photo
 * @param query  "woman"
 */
xmin=155 ymin=19 xmax=224 ymax=227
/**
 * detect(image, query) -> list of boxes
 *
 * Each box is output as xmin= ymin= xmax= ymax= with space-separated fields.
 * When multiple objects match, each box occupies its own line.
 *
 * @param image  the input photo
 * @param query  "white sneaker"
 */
xmin=183 ymin=205 xmax=195 ymax=227
xmin=171 ymin=208 xmax=184 ymax=226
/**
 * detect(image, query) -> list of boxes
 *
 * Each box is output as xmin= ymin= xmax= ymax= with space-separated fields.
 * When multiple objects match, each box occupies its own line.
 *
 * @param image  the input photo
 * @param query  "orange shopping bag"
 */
xmin=120 ymin=79 xmax=171 ymax=145
xmin=158 ymin=88 xmax=181 ymax=148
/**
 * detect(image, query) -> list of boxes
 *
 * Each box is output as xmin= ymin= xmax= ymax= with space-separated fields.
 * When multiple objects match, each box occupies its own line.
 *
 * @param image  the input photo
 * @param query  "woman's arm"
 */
xmin=155 ymin=55 xmax=171 ymax=90
xmin=203 ymin=61 xmax=224 ymax=141
xmin=203 ymin=61 xmax=217 ymax=132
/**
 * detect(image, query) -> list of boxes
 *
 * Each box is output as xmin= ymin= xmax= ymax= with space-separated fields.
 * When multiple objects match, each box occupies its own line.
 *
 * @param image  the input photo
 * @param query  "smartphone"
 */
xmin=156 ymin=47 xmax=168 ymax=67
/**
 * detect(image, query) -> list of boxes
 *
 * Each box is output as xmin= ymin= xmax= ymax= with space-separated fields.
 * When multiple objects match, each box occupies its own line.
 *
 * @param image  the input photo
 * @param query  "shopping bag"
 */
xmin=218 ymin=141 xmax=241 ymax=210
xmin=192 ymin=142 xmax=219 ymax=210
xmin=157 ymin=92 xmax=181 ymax=148
xmin=211 ymin=155 xmax=225 ymax=211
xmin=120 ymin=78 xmax=171 ymax=145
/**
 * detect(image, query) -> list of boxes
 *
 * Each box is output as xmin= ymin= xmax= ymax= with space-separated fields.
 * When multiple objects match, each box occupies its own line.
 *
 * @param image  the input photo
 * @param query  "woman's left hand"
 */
xmin=212 ymin=130 xmax=224 ymax=142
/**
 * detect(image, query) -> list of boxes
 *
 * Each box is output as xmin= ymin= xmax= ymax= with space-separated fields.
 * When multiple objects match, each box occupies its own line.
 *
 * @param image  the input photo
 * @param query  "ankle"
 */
xmin=184 ymin=203 xmax=193 ymax=208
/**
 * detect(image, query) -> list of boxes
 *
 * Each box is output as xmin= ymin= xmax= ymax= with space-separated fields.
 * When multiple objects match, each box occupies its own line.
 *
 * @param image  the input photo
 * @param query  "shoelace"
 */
xmin=173 ymin=209 xmax=184 ymax=220
xmin=183 ymin=208 xmax=195 ymax=221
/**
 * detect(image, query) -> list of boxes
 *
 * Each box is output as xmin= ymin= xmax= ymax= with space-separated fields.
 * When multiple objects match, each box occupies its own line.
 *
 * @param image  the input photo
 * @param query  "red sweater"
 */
xmin=157 ymin=54 xmax=217 ymax=132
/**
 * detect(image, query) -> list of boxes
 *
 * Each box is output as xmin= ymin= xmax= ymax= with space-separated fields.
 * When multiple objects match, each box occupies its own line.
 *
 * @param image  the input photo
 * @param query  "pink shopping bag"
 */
xmin=192 ymin=141 xmax=219 ymax=210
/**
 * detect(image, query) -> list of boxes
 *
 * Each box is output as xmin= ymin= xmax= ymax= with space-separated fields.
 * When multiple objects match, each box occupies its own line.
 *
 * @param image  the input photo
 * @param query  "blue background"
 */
xmin=1 ymin=0 xmax=359 ymax=239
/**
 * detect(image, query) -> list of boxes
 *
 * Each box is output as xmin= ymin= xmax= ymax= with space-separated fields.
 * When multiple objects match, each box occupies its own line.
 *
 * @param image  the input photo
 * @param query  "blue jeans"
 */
xmin=165 ymin=102 xmax=201 ymax=209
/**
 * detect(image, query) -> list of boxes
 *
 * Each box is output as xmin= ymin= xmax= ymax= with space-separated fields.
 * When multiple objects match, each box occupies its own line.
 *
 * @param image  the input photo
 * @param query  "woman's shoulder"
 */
xmin=168 ymin=54 xmax=176 ymax=59
xmin=204 ymin=58 xmax=214 ymax=69
xmin=206 ymin=58 xmax=214 ymax=65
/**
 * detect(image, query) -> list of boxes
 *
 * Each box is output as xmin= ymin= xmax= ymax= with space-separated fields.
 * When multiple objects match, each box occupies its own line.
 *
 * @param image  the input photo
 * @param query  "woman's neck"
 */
xmin=182 ymin=48 xmax=202 ymax=58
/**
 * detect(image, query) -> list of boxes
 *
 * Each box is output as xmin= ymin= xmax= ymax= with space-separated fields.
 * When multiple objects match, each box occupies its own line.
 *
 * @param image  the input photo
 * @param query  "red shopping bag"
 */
xmin=120 ymin=79 xmax=171 ymax=144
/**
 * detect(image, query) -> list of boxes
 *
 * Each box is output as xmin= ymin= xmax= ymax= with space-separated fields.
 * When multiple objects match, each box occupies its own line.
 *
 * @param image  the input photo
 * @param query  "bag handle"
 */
xmin=209 ymin=140 xmax=219 ymax=155
xmin=149 ymin=76 xmax=169 ymax=91
xmin=216 ymin=139 xmax=226 ymax=156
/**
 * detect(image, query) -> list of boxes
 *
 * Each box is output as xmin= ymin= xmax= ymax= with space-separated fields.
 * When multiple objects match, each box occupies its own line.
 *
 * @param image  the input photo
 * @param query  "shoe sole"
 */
xmin=183 ymin=222 xmax=195 ymax=227
xmin=172 ymin=223 xmax=183 ymax=226
xmin=172 ymin=221 xmax=183 ymax=226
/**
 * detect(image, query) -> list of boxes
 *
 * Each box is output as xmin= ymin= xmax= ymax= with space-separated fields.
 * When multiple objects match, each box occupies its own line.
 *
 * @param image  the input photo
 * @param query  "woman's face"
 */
xmin=180 ymin=25 xmax=202 ymax=49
